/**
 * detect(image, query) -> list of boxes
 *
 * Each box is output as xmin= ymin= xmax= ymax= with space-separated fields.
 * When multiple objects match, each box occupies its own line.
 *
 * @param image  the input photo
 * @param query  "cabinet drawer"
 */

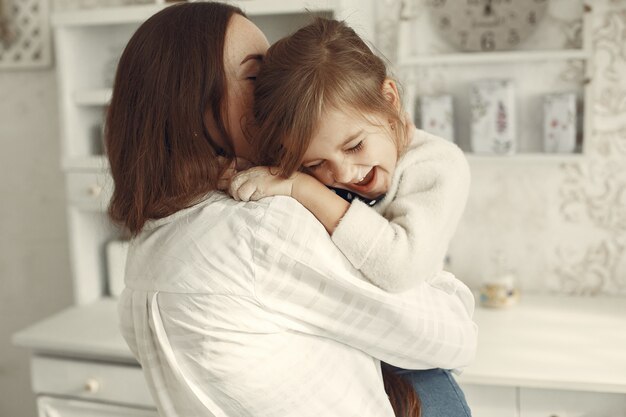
xmin=32 ymin=356 xmax=155 ymax=408
xmin=459 ymin=383 xmax=517 ymax=417
xmin=38 ymin=395 xmax=158 ymax=417
xmin=519 ymin=387 xmax=626 ymax=417
xmin=66 ymin=171 xmax=113 ymax=210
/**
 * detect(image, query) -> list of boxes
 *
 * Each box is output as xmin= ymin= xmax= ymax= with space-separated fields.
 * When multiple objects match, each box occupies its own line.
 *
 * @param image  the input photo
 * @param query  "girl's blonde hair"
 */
xmin=252 ymin=17 xmax=408 ymax=176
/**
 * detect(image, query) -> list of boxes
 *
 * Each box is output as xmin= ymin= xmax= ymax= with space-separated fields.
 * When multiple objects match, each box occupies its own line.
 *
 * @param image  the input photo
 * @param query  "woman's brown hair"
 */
xmin=252 ymin=17 xmax=419 ymax=417
xmin=252 ymin=17 xmax=408 ymax=177
xmin=105 ymin=2 xmax=244 ymax=234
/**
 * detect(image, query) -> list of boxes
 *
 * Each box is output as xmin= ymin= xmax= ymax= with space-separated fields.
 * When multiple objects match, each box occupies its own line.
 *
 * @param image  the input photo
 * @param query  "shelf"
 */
xmin=74 ymin=89 xmax=111 ymax=106
xmin=63 ymin=155 xmax=109 ymax=171
xmin=465 ymin=153 xmax=586 ymax=163
xmin=399 ymin=49 xmax=590 ymax=67
xmin=51 ymin=0 xmax=338 ymax=27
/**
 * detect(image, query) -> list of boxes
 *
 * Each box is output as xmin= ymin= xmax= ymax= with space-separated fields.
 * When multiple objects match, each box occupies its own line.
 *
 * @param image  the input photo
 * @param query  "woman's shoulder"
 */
xmin=126 ymin=193 xmax=299 ymax=295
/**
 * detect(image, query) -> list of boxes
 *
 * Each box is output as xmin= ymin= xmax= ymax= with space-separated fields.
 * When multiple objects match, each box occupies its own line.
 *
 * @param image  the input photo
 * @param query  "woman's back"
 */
xmin=119 ymin=193 xmax=476 ymax=417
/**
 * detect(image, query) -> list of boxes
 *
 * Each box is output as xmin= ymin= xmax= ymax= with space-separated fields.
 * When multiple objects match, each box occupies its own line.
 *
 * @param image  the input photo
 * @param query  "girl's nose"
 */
xmin=331 ymin=164 xmax=354 ymax=184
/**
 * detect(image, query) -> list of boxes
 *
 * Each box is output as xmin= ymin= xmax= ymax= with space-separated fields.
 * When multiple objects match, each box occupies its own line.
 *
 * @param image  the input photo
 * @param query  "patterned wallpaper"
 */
xmin=554 ymin=4 xmax=626 ymax=295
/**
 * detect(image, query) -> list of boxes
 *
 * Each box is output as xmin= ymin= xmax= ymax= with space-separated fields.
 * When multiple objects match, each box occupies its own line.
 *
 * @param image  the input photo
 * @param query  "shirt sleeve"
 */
xmin=253 ymin=196 xmax=477 ymax=372
xmin=331 ymin=134 xmax=471 ymax=292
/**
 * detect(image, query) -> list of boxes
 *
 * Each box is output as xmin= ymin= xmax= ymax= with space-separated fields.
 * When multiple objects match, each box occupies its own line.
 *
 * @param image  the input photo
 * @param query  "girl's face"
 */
xmin=207 ymin=14 xmax=269 ymax=160
xmin=301 ymin=107 xmax=399 ymax=200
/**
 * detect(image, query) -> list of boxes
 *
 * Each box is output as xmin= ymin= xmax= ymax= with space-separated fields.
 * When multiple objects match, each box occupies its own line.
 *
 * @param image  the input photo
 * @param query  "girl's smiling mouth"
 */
xmin=349 ymin=167 xmax=377 ymax=193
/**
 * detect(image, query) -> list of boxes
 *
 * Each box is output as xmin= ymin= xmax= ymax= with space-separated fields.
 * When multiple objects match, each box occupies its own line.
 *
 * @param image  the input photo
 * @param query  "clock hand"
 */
xmin=484 ymin=0 xmax=492 ymax=17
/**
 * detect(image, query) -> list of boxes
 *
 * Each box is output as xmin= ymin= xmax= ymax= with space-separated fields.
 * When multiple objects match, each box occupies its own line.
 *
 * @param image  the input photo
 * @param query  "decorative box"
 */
xmin=418 ymin=95 xmax=455 ymax=142
xmin=543 ymin=93 xmax=577 ymax=153
xmin=479 ymin=274 xmax=520 ymax=308
xmin=470 ymin=79 xmax=516 ymax=155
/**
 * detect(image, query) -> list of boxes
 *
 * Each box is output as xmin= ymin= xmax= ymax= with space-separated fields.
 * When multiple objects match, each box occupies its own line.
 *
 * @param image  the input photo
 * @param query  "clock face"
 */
xmin=426 ymin=0 xmax=548 ymax=52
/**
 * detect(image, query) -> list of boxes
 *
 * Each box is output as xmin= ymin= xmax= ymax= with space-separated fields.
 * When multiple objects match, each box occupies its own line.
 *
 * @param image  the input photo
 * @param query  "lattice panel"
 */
xmin=0 ymin=0 xmax=51 ymax=69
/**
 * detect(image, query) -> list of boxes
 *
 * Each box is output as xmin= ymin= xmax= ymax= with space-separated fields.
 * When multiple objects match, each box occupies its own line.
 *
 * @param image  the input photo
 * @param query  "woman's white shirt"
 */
xmin=118 ymin=193 xmax=477 ymax=417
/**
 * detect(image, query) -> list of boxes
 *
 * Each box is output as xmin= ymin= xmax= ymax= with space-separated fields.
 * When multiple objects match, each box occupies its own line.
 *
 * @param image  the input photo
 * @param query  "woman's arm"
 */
xmin=253 ymin=195 xmax=477 ymax=371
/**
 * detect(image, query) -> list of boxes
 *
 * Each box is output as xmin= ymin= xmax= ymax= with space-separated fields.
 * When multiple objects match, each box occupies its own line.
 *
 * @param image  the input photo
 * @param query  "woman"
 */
xmin=107 ymin=3 xmax=477 ymax=417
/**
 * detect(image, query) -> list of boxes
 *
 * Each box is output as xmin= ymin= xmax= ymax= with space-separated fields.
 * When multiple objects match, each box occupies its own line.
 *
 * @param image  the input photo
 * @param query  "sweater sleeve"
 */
xmin=331 ymin=135 xmax=470 ymax=292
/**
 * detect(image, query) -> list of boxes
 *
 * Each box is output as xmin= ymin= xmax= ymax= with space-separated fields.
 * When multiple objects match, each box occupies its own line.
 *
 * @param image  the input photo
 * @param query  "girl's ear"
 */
xmin=382 ymin=78 xmax=401 ymax=111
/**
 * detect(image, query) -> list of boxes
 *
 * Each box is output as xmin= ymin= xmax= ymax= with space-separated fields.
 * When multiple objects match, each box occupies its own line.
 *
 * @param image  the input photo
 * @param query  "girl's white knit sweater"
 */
xmin=331 ymin=128 xmax=471 ymax=292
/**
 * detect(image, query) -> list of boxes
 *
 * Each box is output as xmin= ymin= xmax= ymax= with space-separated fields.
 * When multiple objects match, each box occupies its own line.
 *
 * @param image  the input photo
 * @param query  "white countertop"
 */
xmin=458 ymin=294 xmax=626 ymax=394
xmin=12 ymin=294 xmax=626 ymax=393
xmin=12 ymin=299 xmax=134 ymax=364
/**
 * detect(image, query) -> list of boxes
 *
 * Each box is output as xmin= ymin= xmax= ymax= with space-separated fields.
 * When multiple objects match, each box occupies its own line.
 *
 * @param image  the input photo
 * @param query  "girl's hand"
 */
xmin=228 ymin=166 xmax=299 ymax=202
xmin=217 ymin=157 xmax=254 ymax=191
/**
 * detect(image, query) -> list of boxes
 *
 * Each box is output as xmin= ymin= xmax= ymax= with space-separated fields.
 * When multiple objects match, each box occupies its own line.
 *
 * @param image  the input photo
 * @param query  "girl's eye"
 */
xmin=247 ymin=76 xmax=257 ymax=81
xmin=347 ymin=140 xmax=364 ymax=153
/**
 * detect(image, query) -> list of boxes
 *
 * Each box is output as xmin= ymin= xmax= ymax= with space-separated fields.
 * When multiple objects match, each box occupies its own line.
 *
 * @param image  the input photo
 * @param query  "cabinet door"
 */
xmin=459 ymin=383 xmax=518 ymax=417
xmin=38 ymin=396 xmax=158 ymax=417
xmin=519 ymin=387 xmax=626 ymax=417
xmin=32 ymin=356 xmax=154 ymax=408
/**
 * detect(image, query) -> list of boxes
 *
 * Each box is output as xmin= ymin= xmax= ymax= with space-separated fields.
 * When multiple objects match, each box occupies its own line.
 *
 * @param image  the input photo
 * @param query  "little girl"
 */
xmin=226 ymin=18 xmax=470 ymax=294
xmin=223 ymin=17 xmax=472 ymax=417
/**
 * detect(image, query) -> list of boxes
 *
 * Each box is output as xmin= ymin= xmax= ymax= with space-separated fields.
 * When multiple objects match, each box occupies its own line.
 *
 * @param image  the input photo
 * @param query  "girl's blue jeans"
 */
xmin=390 ymin=366 xmax=472 ymax=417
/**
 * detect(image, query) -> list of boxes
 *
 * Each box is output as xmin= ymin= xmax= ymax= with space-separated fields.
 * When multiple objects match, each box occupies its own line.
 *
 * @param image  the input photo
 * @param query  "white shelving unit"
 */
xmin=397 ymin=1 xmax=594 ymax=158
xmin=52 ymin=0 xmax=374 ymax=307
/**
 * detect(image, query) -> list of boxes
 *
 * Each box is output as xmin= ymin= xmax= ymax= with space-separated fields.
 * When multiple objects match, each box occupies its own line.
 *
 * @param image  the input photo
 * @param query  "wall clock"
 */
xmin=426 ymin=0 xmax=548 ymax=52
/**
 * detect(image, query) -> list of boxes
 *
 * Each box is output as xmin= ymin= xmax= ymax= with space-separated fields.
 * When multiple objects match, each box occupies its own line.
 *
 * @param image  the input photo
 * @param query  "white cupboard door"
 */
xmin=519 ymin=387 xmax=626 ymax=417
xmin=38 ymin=396 xmax=158 ymax=417
xmin=32 ymin=356 xmax=154 ymax=408
xmin=460 ymin=383 xmax=518 ymax=417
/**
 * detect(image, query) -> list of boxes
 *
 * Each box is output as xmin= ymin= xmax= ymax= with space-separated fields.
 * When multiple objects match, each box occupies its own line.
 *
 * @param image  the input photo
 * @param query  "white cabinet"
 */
xmin=395 ymin=0 xmax=593 ymax=158
xmin=13 ymin=300 xmax=156 ymax=416
xmin=519 ymin=388 xmax=626 ymax=417
xmin=15 ymin=296 xmax=626 ymax=417
xmin=461 ymin=384 xmax=626 ymax=417
xmin=32 ymin=356 xmax=154 ymax=408
xmin=457 ymin=296 xmax=626 ymax=417
xmin=38 ymin=396 xmax=158 ymax=417
xmin=461 ymin=384 xmax=518 ymax=417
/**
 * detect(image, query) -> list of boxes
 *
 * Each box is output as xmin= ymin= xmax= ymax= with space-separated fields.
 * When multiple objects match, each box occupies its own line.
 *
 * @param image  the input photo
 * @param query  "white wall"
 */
xmin=0 ymin=70 xmax=73 ymax=417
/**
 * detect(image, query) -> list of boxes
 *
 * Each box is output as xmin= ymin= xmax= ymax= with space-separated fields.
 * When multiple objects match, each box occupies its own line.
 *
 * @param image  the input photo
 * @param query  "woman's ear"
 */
xmin=382 ymin=78 xmax=401 ymax=111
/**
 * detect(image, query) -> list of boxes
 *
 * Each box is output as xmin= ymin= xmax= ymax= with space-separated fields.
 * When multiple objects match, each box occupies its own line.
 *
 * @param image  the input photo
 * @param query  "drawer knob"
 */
xmin=87 ymin=184 xmax=103 ymax=198
xmin=84 ymin=378 xmax=100 ymax=393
